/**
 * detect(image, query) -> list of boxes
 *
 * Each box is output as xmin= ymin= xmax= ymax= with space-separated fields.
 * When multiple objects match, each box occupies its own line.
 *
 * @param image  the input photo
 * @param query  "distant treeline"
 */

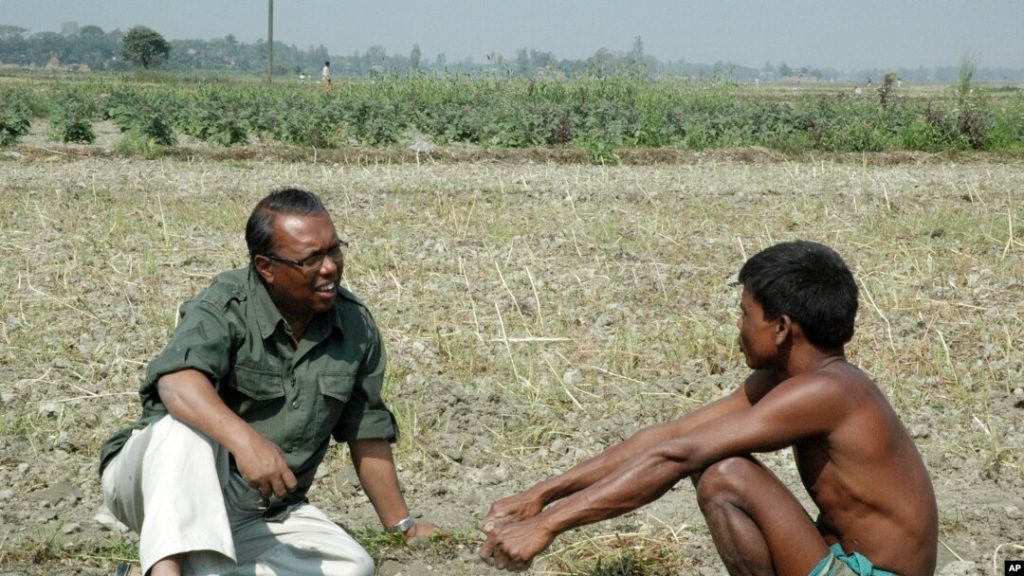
xmin=2 ymin=23 xmax=1023 ymax=84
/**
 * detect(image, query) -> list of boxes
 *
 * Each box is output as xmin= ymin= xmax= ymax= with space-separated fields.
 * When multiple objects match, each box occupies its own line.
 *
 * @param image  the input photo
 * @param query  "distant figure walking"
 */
xmin=322 ymin=60 xmax=332 ymax=90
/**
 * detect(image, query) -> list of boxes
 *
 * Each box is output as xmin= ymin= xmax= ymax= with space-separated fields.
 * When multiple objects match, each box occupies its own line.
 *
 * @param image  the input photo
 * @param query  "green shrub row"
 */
xmin=2 ymin=76 xmax=1022 ymax=154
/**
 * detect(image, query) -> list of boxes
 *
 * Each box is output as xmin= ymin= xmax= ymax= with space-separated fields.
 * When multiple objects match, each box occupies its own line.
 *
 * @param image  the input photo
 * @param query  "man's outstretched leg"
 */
xmin=693 ymin=456 xmax=830 ymax=576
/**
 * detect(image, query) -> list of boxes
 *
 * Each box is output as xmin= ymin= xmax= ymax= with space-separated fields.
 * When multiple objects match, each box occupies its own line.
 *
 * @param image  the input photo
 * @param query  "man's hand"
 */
xmin=482 ymin=491 xmax=545 ymax=534
xmin=479 ymin=516 xmax=555 ymax=572
xmin=157 ymin=369 xmax=298 ymax=500
xmin=234 ymin=430 xmax=297 ymax=499
xmin=405 ymin=521 xmax=443 ymax=540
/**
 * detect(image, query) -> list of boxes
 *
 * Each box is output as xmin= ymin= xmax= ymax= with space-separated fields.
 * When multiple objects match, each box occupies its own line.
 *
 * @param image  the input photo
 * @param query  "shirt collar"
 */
xmin=248 ymin=268 xmax=287 ymax=340
xmin=247 ymin=268 xmax=345 ymax=341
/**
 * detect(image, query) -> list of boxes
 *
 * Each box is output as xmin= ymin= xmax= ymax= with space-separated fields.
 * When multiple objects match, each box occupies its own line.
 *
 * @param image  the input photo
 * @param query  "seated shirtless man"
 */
xmin=481 ymin=240 xmax=937 ymax=576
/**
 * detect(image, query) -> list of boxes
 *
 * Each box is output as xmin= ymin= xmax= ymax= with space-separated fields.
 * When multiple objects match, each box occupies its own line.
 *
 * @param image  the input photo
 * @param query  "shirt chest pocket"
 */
xmin=319 ymin=371 xmax=356 ymax=404
xmin=232 ymin=363 xmax=286 ymax=401
xmin=315 ymin=371 xmax=357 ymax=431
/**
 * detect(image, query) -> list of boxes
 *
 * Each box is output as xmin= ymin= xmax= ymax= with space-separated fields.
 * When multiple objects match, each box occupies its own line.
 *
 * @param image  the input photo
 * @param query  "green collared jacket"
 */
xmin=98 ymin=267 xmax=397 ymax=500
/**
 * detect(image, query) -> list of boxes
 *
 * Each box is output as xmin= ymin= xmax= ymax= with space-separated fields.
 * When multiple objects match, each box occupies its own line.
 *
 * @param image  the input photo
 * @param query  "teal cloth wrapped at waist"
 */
xmin=808 ymin=543 xmax=899 ymax=576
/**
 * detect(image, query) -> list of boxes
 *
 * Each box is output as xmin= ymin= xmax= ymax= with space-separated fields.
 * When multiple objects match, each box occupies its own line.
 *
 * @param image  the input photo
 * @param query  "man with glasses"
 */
xmin=99 ymin=188 xmax=437 ymax=576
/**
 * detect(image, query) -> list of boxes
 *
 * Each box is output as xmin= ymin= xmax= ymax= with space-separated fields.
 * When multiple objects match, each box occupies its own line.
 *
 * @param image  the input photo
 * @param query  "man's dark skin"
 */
xmin=480 ymin=286 xmax=938 ymax=576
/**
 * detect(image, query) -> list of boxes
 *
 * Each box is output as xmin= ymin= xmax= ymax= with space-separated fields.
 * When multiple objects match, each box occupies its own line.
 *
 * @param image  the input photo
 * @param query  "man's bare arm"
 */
xmin=542 ymin=373 xmax=843 ymax=531
xmin=482 ymin=372 xmax=843 ymax=570
xmin=350 ymin=438 xmax=439 ymax=538
xmin=482 ymin=370 xmax=778 ymax=530
xmin=157 ymin=368 xmax=297 ymax=498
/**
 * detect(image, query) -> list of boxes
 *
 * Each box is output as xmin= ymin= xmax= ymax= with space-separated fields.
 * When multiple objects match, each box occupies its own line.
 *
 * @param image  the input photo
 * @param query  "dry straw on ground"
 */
xmin=0 ymin=149 xmax=1021 ymax=575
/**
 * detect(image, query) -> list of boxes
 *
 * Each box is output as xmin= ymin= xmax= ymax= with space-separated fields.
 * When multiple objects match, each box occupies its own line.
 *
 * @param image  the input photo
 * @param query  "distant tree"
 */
xmin=0 ymin=25 xmax=29 ymax=40
xmin=121 ymin=26 xmax=170 ymax=68
xmin=514 ymin=48 xmax=530 ymax=76
xmin=529 ymin=49 xmax=555 ymax=70
xmin=630 ymin=35 xmax=644 ymax=63
xmin=80 ymin=25 xmax=105 ymax=37
xmin=591 ymin=47 xmax=614 ymax=75
xmin=409 ymin=43 xmax=421 ymax=71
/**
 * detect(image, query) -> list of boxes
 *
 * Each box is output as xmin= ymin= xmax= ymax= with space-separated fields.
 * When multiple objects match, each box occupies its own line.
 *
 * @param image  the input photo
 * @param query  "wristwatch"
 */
xmin=387 ymin=515 xmax=416 ymax=534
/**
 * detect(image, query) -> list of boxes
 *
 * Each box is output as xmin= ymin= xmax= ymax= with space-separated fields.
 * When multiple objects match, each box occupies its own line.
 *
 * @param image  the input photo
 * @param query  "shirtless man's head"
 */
xmin=738 ymin=240 xmax=857 ymax=350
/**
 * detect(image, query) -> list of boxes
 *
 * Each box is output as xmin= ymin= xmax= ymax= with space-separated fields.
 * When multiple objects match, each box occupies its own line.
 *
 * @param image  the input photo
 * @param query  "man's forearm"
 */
xmin=524 ymin=421 xmax=688 ymax=506
xmin=538 ymin=443 xmax=693 ymax=535
xmin=526 ymin=389 xmax=754 ymax=507
xmin=350 ymin=438 xmax=411 ymax=528
xmin=156 ymin=369 xmax=258 ymax=455
xmin=158 ymin=369 xmax=297 ymax=497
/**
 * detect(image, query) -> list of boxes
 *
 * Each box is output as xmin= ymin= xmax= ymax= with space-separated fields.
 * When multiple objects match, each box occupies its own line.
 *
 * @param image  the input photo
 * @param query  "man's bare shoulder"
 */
xmin=742 ymin=361 xmax=891 ymax=439
xmin=766 ymin=361 xmax=878 ymax=403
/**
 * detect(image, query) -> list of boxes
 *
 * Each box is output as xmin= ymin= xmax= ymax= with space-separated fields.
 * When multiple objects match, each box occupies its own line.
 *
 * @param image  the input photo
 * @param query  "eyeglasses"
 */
xmin=262 ymin=240 xmax=347 ymax=273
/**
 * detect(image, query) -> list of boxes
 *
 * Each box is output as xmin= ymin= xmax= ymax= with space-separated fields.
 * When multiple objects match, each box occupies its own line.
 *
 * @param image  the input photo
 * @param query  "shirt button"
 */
xmin=291 ymin=400 xmax=299 ymax=409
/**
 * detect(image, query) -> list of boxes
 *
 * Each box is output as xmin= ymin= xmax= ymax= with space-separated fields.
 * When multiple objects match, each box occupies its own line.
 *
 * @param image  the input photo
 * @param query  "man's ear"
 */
xmin=775 ymin=314 xmax=794 ymax=345
xmin=254 ymin=257 xmax=275 ymax=285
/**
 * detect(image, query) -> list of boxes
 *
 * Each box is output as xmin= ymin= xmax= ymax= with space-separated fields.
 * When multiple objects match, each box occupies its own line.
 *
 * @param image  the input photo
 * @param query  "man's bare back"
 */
xmin=789 ymin=363 xmax=937 ymax=575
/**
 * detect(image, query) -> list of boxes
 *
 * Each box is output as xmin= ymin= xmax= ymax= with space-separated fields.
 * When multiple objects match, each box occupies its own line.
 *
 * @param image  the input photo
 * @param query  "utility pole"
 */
xmin=267 ymin=0 xmax=274 ymax=83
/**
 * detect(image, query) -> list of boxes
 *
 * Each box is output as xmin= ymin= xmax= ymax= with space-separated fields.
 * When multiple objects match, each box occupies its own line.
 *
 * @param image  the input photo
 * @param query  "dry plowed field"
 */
xmin=1 ymin=143 xmax=1022 ymax=575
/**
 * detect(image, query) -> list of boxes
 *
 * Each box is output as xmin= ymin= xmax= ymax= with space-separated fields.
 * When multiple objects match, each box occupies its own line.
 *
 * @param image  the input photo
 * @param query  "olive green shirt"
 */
xmin=98 ymin=268 xmax=397 ymax=501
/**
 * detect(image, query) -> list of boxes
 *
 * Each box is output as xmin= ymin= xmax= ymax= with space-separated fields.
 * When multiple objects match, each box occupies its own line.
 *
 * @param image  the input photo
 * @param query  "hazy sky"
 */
xmin=3 ymin=1 xmax=1022 ymax=70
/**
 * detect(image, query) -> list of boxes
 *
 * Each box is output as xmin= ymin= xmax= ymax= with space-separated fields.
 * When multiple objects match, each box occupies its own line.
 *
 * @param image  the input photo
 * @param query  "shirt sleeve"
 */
xmin=141 ymin=297 xmax=236 ymax=402
xmin=332 ymin=317 xmax=398 ymax=442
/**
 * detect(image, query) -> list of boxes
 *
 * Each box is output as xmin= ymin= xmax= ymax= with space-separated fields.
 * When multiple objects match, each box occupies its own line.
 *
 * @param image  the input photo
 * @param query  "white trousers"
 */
xmin=101 ymin=415 xmax=374 ymax=576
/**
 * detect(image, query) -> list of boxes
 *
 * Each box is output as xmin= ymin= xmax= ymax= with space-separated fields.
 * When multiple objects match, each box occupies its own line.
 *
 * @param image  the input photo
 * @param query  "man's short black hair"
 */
xmin=245 ymin=188 xmax=328 ymax=264
xmin=738 ymin=240 xmax=858 ymax=349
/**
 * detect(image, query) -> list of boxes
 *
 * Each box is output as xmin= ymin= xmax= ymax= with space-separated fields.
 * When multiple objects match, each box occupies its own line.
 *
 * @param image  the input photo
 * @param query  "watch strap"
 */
xmin=387 ymin=515 xmax=416 ymax=534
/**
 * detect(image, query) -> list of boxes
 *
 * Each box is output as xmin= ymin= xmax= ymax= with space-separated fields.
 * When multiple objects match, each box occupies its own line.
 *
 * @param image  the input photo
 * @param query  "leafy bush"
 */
xmin=114 ymin=130 xmax=163 ymax=158
xmin=0 ymin=90 xmax=33 ymax=146
xmin=347 ymin=99 xmax=405 ymax=146
xmin=176 ymin=88 xmax=250 ymax=146
xmin=107 ymin=87 xmax=178 ymax=146
xmin=48 ymin=90 xmax=97 ymax=144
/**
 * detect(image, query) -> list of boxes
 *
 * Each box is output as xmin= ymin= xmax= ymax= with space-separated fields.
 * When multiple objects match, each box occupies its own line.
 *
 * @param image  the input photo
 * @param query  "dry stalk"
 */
xmin=459 ymin=256 xmax=484 ymax=344
xmin=57 ymin=391 xmax=136 ymax=403
xmin=494 ymin=259 xmax=527 ymax=324
xmin=525 ymin=265 xmax=545 ymax=329
xmin=494 ymin=301 xmax=533 ymax=393
xmin=541 ymin=354 xmax=584 ymax=410
xmin=857 ymin=276 xmax=897 ymax=357
xmin=487 ymin=337 xmax=571 ymax=343
xmin=735 ymin=235 xmax=748 ymax=261
xmin=1003 ymin=205 xmax=1018 ymax=260
xmin=458 ymin=191 xmax=478 ymax=242
xmin=934 ymin=328 xmax=961 ymax=388
xmin=939 ymin=539 xmax=965 ymax=562
xmin=581 ymin=364 xmax=647 ymax=387
xmin=993 ymin=543 xmax=1024 ymax=576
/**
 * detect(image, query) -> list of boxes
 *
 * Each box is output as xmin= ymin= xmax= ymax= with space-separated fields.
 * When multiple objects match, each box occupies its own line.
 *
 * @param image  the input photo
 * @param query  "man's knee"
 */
xmin=692 ymin=456 xmax=760 ymax=508
xmin=351 ymin=548 xmax=375 ymax=576
xmin=322 ymin=546 xmax=374 ymax=576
